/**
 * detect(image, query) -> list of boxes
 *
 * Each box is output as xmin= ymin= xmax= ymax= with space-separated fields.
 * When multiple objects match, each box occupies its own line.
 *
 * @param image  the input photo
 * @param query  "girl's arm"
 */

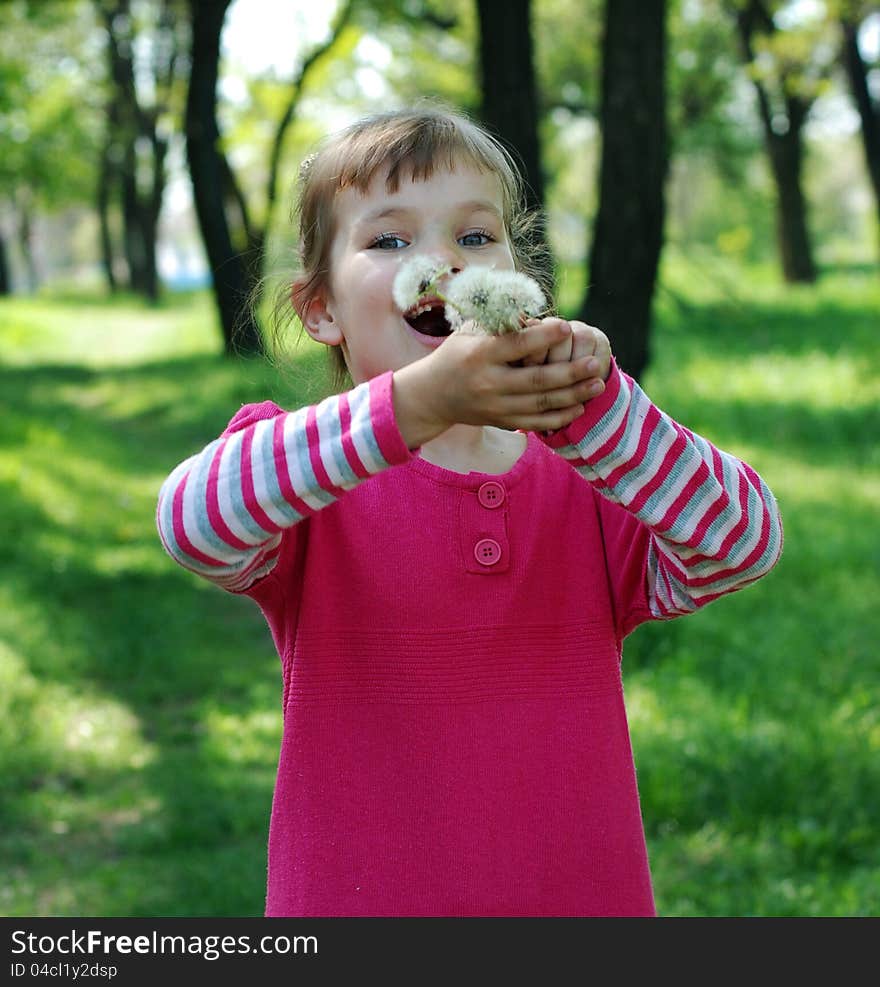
xmin=542 ymin=359 xmax=783 ymax=624
xmin=156 ymin=320 xmax=597 ymax=593
xmin=156 ymin=371 xmax=412 ymax=592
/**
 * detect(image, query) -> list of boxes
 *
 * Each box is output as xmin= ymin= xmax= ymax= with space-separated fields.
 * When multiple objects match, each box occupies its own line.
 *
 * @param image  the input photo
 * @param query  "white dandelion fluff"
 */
xmin=392 ymin=255 xmax=452 ymax=312
xmin=444 ymin=267 xmax=546 ymax=335
xmin=391 ymin=253 xmax=547 ymax=335
xmin=488 ymin=270 xmax=546 ymax=320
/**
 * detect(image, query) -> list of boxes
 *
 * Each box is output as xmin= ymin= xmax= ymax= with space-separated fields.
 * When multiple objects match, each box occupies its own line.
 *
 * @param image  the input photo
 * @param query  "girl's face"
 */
xmin=301 ymin=162 xmax=516 ymax=384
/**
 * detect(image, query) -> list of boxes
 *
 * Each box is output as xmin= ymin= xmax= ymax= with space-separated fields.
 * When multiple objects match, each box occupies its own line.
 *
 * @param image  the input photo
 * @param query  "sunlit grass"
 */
xmin=682 ymin=350 xmax=880 ymax=410
xmin=1 ymin=261 xmax=878 ymax=916
xmin=1 ymin=290 xmax=219 ymax=367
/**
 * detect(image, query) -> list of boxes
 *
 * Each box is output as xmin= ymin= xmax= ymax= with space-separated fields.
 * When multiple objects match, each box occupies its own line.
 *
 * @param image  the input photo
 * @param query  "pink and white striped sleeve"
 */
xmin=543 ymin=361 xmax=783 ymax=619
xmin=156 ymin=370 xmax=413 ymax=593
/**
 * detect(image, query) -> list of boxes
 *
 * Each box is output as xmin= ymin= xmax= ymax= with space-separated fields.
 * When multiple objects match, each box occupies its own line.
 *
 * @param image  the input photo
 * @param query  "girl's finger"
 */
xmin=502 ymin=356 xmax=597 ymax=396
xmin=495 ymin=376 xmax=598 ymax=427
xmin=520 ymin=350 xmax=548 ymax=368
xmin=496 ymin=319 xmax=573 ymax=363
xmin=569 ymin=322 xmax=600 ymax=361
xmin=518 ymin=317 xmax=571 ymax=367
xmin=507 ymin=405 xmax=585 ymax=433
xmin=546 ymin=332 xmax=574 ymax=365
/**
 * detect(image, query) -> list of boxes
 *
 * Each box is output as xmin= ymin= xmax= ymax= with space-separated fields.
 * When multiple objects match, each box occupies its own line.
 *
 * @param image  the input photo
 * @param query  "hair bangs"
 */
xmin=327 ymin=113 xmax=517 ymax=213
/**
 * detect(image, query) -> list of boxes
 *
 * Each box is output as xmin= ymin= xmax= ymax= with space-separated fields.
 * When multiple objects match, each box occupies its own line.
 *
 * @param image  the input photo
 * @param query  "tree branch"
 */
xmin=264 ymin=0 xmax=356 ymax=233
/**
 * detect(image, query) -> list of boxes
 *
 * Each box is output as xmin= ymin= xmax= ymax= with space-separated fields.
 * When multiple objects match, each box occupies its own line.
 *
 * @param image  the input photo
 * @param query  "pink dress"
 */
xmin=157 ymin=362 xmax=782 ymax=915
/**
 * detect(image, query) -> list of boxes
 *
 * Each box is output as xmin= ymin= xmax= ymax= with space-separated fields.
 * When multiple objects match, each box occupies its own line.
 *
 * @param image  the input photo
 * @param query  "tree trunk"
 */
xmin=127 ymin=129 xmax=166 ymax=304
xmin=104 ymin=0 xmax=152 ymax=299
xmin=185 ymin=0 xmax=263 ymax=356
xmin=141 ymin=128 xmax=168 ymax=303
xmin=247 ymin=0 xmax=355 ymax=309
xmin=100 ymin=0 xmax=175 ymax=304
xmin=17 ymin=195 xmax=38 ymax=293
xmin=841 ymin=17 xmax=880 ymax=261
xmin=475 ymin=0 xmax=554 ymax=293
xmin=475 ymin=0 xmax=545 ymax=212
xmin=97 ymin=140 xmax=120 ymax=293
xmin=579 ymin=0 xmax=668 ymax=382
xmin=766 ymin=102 xmax=816 ymax=283
xmin=0 ymin=228 xmax=9 ymax=295
xmin=121 ymin=140 xmax=147 ymax=294
xmin=734 ymin=0 xmax=817 ymax=284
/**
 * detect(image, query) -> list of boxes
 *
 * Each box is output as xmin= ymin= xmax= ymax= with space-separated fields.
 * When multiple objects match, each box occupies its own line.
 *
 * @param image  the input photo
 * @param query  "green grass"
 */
xmin=1 ymin=261 xmax=878 ymax=916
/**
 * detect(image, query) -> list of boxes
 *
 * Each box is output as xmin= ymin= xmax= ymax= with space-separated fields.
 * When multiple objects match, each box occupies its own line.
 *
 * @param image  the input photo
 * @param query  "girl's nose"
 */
xmin=427 ymin=240 xmax=465 ymax=273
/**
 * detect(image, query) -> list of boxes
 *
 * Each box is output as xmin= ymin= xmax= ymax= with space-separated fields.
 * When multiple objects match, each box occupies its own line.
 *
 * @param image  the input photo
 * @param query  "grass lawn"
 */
xmin=1 ymin=260 xmax=878 ymax=916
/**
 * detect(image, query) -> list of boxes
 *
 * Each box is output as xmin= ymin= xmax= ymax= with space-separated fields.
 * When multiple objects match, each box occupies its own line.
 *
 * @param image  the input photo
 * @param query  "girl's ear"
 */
xmin=291 ymin=279 xmax=344 ymax=346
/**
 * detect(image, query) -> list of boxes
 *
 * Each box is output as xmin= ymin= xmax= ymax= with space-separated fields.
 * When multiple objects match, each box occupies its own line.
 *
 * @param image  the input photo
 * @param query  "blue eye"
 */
xmin=459 ymin=229 xmax=495 ymax=247
xmin=370 ymin=234 xmax=408 ymax=250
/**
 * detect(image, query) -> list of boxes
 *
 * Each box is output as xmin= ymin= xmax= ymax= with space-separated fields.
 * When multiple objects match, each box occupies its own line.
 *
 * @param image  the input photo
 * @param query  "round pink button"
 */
xmin=477 ymin=481 xmax=505 ymax=509
xmin=473 ymin=538 xmax=502 ymax=566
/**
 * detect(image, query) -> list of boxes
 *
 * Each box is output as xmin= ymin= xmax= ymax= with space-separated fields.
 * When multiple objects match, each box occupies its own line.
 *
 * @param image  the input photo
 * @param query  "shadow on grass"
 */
xmin=0 ymin=351 xmax=340 ymax=915
xmin=1 ymin=473 xmax=282 ymax=914
xmin=1 ymin=348 xmax=330 ymax=469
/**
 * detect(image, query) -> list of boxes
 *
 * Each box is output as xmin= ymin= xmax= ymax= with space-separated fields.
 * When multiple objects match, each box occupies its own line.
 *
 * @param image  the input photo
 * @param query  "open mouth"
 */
xmin=404 ymin=301 xmax=453 ymax=338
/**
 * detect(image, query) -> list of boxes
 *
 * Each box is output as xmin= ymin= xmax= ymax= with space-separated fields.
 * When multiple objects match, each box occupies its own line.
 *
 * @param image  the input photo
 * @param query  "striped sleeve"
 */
xmin=156 ymin=371 xmax=413 ymax=593
xmin=542 ymin=360 xmax=783 ymax=620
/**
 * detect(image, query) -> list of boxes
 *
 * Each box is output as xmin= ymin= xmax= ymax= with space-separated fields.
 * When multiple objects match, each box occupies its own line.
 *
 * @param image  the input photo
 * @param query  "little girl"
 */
xmin=156 ymin=105 xmax=783 ymax=917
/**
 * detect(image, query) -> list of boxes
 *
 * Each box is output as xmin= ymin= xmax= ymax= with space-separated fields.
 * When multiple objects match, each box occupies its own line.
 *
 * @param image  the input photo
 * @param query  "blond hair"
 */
xmin=275 ymin=102 xmax=552 ymax=390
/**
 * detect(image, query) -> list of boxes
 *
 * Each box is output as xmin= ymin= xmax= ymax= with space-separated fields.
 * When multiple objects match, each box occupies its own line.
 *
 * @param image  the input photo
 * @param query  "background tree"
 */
xmin=533 ymin=0 xmax=766 ymax=291
xmin=0 ymin=2 xmax=101 ymax=294
xmin=475 ymin=0 xmax=553 ymax=290
xmin=474 ymin=0 xmax=544 ymax=212
xmin=667 ymin=1 xmax=756 ymax=164
xmin=580 ymin=0 xmax=668 ymax=382
xmin=729 ymin=0 xmax=836 ymax=283
xmin=96 ymin=0 xmax=187 ymax=302
xmin=1 ymin=0 xmax=873 ymax=319
xmin=358 ymin=0 xmax=473 ymax=107
xmin=185 ymin=0 xmax=355 ymax=355
xmin=665 ymin=1 xmax=767 ymax=257
xmin=0 ymin=52 xmax=21 ymax=295
xmin=0 ymin=219 xmax=8 ymax=293
xmin=534 ymin=0 xmax=602 ymax=119
xmin=838 ymin=2 xmax=880 ymax=262
xmin=186 ymin=0 xmax=262 ymax=354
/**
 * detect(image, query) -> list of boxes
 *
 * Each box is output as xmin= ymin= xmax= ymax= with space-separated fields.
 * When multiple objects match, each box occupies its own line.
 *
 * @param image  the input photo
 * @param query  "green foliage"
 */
xmin=0 ymin=0 xmax=104 ymax=208
xmin=1 ymin=0 xmax=875 ymax=305
xmin=665 ymin=151 xmax=778 ymax=263
xmin=357 ymin=0 xmax=478 ymax=111
xmin=740 ymin=0 xmax=837 ymax=105
xmin=534 ymin=0 xmax=602 ymax=118
xmin=669 ymin=0 xmax=763 ymax=170
xmin=219 ymin=9 xmax=365 ymax=230
xmin=1 ymin=261 xmax=878 ymax=916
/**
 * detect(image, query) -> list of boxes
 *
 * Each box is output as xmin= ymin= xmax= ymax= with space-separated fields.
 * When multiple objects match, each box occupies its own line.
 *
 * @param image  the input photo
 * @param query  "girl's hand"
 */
xmin=521 ymin=318 xmax=612 ymax=387
xmin=393 ymin=320 xmax=602 ymax=448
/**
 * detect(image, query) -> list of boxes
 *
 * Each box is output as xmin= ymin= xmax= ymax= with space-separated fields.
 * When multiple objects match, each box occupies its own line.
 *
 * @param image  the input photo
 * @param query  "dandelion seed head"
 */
xmin=392 ymin=255 xmax=452 ymax=312
xmin=444 ymin=266 xmax=546 ymax=334
xmin=392 ymin=253 xmax=546 ymax=334
xmin=490 ymin=270 xmax=546 ymax=319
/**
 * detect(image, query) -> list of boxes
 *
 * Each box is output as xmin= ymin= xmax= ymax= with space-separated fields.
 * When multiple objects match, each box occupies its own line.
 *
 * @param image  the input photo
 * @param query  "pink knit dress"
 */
xmin=157 ymin=362 xmax=782 ymax=916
